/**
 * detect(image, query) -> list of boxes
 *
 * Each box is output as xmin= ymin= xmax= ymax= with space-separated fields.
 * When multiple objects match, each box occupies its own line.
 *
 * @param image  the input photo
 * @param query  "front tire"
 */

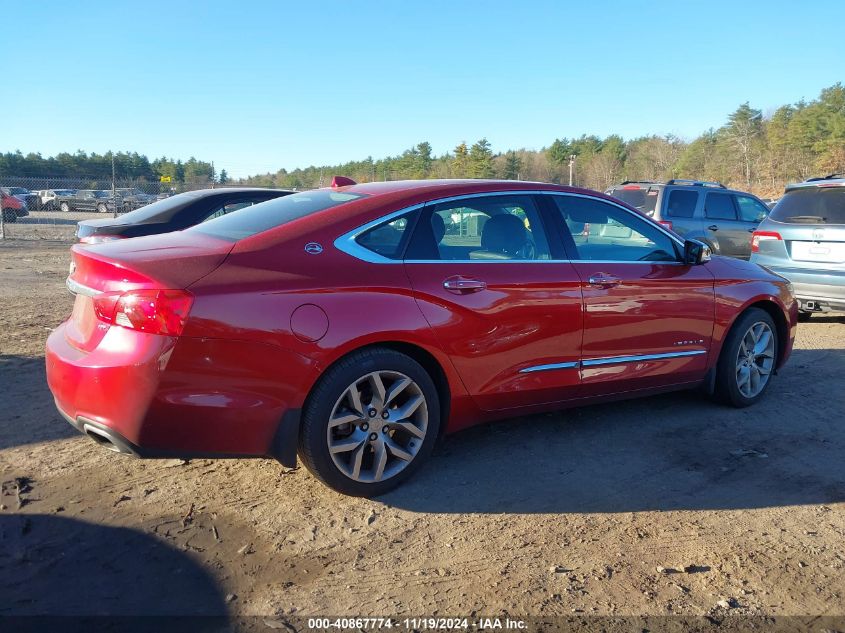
xmin=97 ymin=203 xmax=108 ymax=213
xmin=298 ymin=348 xmax=440 ymax=497
xmin=714 ymin=308 xmax=778 ymax=407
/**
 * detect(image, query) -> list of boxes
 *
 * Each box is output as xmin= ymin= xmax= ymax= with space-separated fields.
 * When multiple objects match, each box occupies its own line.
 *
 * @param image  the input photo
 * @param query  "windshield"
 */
xmin=769 ymin=186 xmax=845 ymax=224
xmin=609 ymin=186 xmax=659 ymax=216
xmin=191 ymin=189 xmax=368 ymax=240
xmin=7 ymin=187 xmax=29 ymax=195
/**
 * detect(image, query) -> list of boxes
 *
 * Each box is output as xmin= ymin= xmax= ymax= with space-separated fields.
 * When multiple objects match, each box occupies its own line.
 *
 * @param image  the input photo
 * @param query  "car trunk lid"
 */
xmin=65 ymin=232 xmax=234 ymax=351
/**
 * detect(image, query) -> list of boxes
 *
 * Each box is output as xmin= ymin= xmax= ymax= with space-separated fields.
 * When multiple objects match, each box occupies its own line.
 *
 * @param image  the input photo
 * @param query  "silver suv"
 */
xmin=606 ymin=179 xmax=771 ymax=259
xmin=751 ymin=174 xmax=845 ymax=319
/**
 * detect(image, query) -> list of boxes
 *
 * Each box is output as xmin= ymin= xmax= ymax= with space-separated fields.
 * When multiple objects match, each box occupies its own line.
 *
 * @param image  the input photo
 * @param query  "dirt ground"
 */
xmin=1 ymin=239 xmax=844 ymax=624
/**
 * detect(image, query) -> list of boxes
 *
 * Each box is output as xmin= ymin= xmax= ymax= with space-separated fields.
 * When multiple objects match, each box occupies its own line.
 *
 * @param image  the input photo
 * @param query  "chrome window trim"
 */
xmin=333 ymin=190 xmax=686 ymax=265
xmin=519 ymin=361 xmax=580 ymax=374
xmin=581 ymin=350 xmax=706 ymax=367
xmin=66 ymin=277 xmax=101 ymax=297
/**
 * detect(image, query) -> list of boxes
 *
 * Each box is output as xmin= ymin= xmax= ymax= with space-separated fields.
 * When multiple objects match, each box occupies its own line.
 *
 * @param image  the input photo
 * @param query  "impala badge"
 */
xmin=304 ymin=242 xmax=323 ymax=255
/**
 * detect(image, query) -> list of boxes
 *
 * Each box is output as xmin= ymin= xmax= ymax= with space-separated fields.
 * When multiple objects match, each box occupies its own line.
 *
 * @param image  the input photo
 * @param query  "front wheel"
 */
xmin=714 ymin=308 xmax=778 ymax=407
xmin=97 ymin=203 xmax=108 ymax=213
xmin=298 ymin=348 xmax=440 ymax=496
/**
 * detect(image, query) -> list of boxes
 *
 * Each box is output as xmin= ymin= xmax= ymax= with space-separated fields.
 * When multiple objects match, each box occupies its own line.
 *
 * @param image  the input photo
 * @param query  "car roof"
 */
xmin=785 ymin=177 xmax=845 ymax=191
xmin=176 ymin=187 xmax=294 ymax=199
xmin=334 ymin=178 xmax=593 ymax=199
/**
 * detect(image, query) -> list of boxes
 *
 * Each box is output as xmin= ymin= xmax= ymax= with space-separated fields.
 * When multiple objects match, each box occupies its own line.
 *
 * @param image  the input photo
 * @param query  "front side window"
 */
xmin=356 ymin=213 xmax=415 ymax=259
xmin=552 ymin=195 xmax=679 ymax=262
xmin=407 ymin=195 xmax=551 ymax=261
xmin=705 ymin=192 xmax=737 ymax=220
xmin=735 ymin=195 xmax=769 ymax=223
xmin=666 ymin=189 xmax=698 ymax=218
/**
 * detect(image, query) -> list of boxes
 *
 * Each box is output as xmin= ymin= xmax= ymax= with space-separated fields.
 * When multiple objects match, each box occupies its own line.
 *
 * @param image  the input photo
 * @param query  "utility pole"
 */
xmin=568 ymin=154 xmax=576 ymax=186
xmin=111 ymin=152 xmax=118 ymax=218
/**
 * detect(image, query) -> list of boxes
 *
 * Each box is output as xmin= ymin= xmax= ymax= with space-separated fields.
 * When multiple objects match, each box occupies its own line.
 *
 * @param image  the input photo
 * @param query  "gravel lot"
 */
xmin=1 ymin=239 xmax=843 ymax=623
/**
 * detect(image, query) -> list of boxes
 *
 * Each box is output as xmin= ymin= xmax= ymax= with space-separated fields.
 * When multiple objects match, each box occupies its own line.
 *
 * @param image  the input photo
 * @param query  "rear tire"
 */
xmin=60 ymin=201 xmax=70 ymax=213
xmin=97 ymin=203 xmax=108 ymax=213
xmin=298 ymin=348 xmax=440 ymax=497
xmin=713 ymin=308 xmax=778 ymax=408
xmin=797 ymin=311 xmax=812 ymax=322
xmin=2 ymin=208 xmax=17 ymax=223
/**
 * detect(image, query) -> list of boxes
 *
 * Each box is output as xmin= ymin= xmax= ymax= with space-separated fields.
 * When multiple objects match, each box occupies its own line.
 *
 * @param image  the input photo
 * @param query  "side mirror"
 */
xmin=684 ymin=239 xmax=711 ymax=265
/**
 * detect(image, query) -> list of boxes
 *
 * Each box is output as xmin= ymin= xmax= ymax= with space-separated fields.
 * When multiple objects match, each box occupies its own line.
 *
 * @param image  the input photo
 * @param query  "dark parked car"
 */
xmin=48 ymin=179 xmax=797 ymax=496
xmin=56 ymin=189 xmax=117 ymax=213
xmin=606 ymin=180 xmax=771 ymax=259
xmin=76 ymin=187 xmax=294 ymax=243
xmin=116 ymin=188 xmax=157 ymax=211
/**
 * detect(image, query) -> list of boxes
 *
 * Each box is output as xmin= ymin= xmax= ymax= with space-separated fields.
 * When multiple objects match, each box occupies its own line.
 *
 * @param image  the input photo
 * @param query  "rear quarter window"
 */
xmin=191 ymin=190 xmax=367 ymax=240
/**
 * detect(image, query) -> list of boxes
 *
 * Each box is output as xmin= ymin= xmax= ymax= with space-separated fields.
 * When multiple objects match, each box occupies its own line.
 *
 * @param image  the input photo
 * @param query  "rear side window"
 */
xmin=356 ymin=213 xmax=415 ymax=259
xmin=665 ymin=189 xmax=698 ymax=218
xmin=191 ymin=190 xmax=367 ymax=240
xmin=768 ymin=187 xmax=845 ymax=225
xmin=705 ymin=193 xmax=737 ymax=220
xmin=735 ymin=195 xmax=769 ymax=223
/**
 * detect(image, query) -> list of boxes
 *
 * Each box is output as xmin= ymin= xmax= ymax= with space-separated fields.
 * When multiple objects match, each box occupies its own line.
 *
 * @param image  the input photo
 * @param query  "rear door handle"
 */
xmin=708 ymin=224 xmax=719 ymax=231
xmin=443 ymin=276 xmax=487 ymax=294
xmin=587 ymin=273 xmax=622 ymax=288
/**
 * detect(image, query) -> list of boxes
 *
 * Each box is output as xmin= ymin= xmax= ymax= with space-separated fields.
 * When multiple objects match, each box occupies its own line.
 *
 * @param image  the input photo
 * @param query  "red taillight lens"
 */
xmin=750 ymin=231 xmax=782 ymax=253
xmin=94 ymin=289 xmax=193 ymax=336
xmin=658 ymin=220 xmax=673 ymax=231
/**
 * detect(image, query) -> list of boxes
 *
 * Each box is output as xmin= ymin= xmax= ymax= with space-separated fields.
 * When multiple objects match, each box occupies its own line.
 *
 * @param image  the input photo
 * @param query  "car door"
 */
xmin=734 ymin=194 xmax=770 ymax=252
xmin=401 ymin=193 xmax=584 ymax=411
xmin=546 ymin=193 xmax=715 ymax=396
xmin=703 ymin=191 xmax=748 ymax=258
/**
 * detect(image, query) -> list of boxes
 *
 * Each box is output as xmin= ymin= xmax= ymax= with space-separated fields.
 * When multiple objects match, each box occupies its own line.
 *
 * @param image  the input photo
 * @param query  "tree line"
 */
xmin=2 ymin=83 xmax=842 ymax=197
xmin=239 ymin=83 xmax=844 ymax=197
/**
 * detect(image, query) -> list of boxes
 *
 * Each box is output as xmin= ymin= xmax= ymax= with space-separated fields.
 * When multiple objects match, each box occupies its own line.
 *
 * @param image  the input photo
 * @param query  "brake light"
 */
xmin=750 ymin=231 xmax=782 ymax=253
xmin=658 ymin=220 xmax=673 ymax=231
xmin=622 ymin=185 xmax=641 ymax=190
xmin=93 ymin=289 xmax=193 ymax=336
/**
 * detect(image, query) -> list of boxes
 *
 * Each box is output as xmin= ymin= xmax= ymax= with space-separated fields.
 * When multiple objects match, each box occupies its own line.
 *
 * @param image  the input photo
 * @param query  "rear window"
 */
xmin=769 ymin=187 xmax=845 ymax=225
xmin=609 ymin=186 xmax=659 ymax=216
xmin=191 ymin=189 xmax=367 ymax=240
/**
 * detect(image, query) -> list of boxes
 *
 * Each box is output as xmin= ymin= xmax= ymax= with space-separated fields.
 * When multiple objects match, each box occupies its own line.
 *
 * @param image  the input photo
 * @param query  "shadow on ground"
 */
xmin=384 ymin=348 xmax=845 ymax=514
xmin=0 ymin=514 xmax=227 ymax=620
xmin=0 ymin=355 xmax=77 ymax=451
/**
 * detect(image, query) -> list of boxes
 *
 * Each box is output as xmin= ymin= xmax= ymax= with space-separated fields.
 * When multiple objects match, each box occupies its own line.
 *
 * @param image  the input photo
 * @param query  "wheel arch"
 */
xmin=309 ymin=340 xmax=454 ymax=440
xmin=718 ymin=298 xmax=790 ymax=370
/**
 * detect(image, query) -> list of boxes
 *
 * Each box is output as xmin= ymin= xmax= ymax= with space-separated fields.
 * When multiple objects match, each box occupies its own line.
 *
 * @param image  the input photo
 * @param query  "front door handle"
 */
xmin=708 ymin=224 xmax=719 ymax=231
xmin=443 ymin=276 xmax=487 ymax=294
xmin=587 ymin=273 xmax=622 ymax=288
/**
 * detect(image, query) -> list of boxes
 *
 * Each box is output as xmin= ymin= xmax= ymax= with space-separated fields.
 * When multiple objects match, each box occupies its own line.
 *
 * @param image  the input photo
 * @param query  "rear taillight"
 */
xmin=750 ymin=231 xmax=782 ymax=253
xmin=93 ymin=289 xmax=193 ymax=336
xmin=657 ymin=220 xmax=673 ymax=231
xmin=79 ymin=235 xmax=125 ymax=245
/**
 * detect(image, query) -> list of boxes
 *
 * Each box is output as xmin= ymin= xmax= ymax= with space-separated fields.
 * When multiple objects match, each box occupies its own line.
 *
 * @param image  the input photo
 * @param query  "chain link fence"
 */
xmin=0 ymin=176 xmax=281 ymax=240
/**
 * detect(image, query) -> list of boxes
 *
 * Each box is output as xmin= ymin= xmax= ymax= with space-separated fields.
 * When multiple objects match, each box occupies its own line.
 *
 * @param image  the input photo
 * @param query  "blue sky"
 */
xmin=3 ymin=0 xmax=843 ymax=177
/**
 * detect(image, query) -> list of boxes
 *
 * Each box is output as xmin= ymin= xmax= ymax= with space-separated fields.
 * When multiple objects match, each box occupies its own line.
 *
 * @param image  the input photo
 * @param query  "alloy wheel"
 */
xmin=327 ymin=370 xmax=428 ymax=483
xmin=735 ymin=321 xmax=775 ymax=398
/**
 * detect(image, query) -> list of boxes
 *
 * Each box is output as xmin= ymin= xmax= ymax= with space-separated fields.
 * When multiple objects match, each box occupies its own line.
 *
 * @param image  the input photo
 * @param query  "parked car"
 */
xmin=37 ymin=189 xmax=77 ymax=210
xmin=55 ymin=189 xmax=116 ymax=213
xmin=116 ymin=188 xmax=157 ymax=211
xmin=76 ymin=187 xmax=294 ymax=243
xmin=751 ymin=173 xmax=845 ymax=320
xmin=1 ymin=188 xmax=29 ymax=222
xmin=1 ymin=186 xmax=38 ymax=210
xmin=606 ymin=179 xmax=771 ymax=259
xmin=47 ymin=179 xmax=797 ymax=496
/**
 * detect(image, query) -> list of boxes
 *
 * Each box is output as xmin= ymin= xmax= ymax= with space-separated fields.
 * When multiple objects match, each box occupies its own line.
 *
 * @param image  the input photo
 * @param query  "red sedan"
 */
xmin=46 ymin=179 xmax=797 ymax=496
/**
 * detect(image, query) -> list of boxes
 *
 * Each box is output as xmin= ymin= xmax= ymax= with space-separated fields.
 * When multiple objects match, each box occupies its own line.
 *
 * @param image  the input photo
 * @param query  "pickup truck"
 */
xmin=56 ymin=190 xmax=117 ymax=213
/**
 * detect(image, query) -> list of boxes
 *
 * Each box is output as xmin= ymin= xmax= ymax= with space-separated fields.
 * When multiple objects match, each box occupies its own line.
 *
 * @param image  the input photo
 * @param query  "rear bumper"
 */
xmin=46 ymin=322 xmax=316 ymax=465
xmin=765 ymin=266 xmax=845 ymax=312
